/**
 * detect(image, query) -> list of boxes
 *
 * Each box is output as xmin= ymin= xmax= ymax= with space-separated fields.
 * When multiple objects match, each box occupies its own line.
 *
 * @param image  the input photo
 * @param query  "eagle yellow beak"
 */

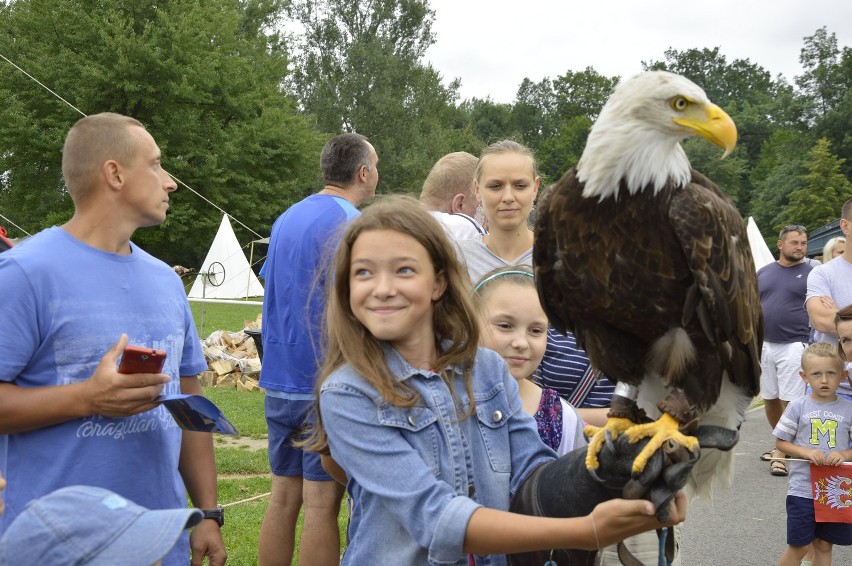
xmin=673 ymin=102 xmax=737 ymax=159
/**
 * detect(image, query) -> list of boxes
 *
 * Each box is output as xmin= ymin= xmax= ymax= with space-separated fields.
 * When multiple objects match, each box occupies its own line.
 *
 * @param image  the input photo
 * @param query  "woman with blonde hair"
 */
xmin=822 ymin=236 xmax=846 ymax=261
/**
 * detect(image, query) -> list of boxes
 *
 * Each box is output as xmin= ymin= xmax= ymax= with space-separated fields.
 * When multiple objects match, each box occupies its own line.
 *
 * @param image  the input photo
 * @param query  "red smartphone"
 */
xmin=118 ymin=345 xmax=167 ymax=374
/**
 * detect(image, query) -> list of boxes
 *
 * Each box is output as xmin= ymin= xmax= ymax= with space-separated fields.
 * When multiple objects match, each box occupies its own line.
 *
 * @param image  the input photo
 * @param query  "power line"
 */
xmin=0 ymin=210 xmax=31 ymax=236
xmin=0 ymin=52 xmax=263 ymax=239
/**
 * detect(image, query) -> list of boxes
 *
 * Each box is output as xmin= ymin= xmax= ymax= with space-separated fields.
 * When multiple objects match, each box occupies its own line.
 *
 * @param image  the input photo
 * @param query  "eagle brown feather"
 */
xmin=534 ymin=167 xmax=762 ymax=413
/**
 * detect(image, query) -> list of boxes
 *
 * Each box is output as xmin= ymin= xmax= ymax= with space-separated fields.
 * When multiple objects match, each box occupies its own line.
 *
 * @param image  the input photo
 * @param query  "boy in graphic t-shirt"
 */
xmin=773 ymin=342 xmax=852 ymax=566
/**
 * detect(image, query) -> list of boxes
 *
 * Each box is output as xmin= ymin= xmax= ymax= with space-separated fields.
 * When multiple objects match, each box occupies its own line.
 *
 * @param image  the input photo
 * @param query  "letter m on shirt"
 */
xmin=810 ymin=418 xmax=838 ymax=448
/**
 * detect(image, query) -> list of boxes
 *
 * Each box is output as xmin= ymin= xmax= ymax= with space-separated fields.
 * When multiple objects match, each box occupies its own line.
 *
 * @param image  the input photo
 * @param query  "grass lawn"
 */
xmin=207 ymin=387 xmax=348 ymax=565
xmin=190 ymin=299 xmax=262 ymax=340
xmin=194 ymin=300 xmax=346 ymax=564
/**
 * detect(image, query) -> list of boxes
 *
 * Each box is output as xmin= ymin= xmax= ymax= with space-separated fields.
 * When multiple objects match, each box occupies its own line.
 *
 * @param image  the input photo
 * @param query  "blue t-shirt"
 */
xmin=0 ymin=227 xmax=207 ymax=565
xmin=259 ymin=194 xmax=360 ymax=393
xmin=757 ymin=261 xmax=812 ymax=343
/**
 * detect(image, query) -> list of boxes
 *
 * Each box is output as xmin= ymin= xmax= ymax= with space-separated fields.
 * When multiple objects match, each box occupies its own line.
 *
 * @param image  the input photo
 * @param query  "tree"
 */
xmin=0 ymin=0 xmax=323 ymax=265
xmin=460 ymin=97 xmax=516 ymax=146
xmin=287 ymin=0 xmax=467 ymax=193
xmin=783 ymin=138 xmax=852 ymax=231
xmin=817 ymin=66 xmax=852 ymax=179
xmin=536 ymin=115 xmax=592 ymax=184
xmin=796 ymin=27 xmax=846 ymax=123
xmin=551 ymin=68 xmax=618 ymax=122
xmin=511 ymin=77 xmax=558 ymax=150
xmin=748 ymin=129 xmax=812 ymax=250
xmin=682 ymin=136 xmax=748 ymax=209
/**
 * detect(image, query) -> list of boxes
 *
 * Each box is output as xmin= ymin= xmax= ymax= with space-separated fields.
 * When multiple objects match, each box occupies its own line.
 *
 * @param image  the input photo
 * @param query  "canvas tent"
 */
xmin=746 ymin=216 xmax=775 ymax=272
xmin=188 ymin=215 xmax=265 ymax=299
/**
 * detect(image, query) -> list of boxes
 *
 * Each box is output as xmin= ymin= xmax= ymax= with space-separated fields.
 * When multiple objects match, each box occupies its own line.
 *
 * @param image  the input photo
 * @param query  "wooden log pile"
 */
xmin=199 ymin=314 xmax=263 ymax=391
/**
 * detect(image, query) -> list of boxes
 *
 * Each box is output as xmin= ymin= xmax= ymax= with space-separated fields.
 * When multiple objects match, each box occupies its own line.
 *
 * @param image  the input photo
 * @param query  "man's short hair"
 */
xmin=778 ymin=224 xmax=807 ymax=240
xmin=62 ymin=113 xmax=145 ymax=203
xmin=320 ymin=133 xmax=371 ymax=186
xmin=419 ymin=152 xmax=478 ymax=211
xmin=842 ymin=198 xmax=852 ymax=222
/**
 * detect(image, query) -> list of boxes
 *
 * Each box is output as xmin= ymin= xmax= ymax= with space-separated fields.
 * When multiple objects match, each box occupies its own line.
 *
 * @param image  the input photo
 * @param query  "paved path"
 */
xmin=679 ymin=407 xmax=852 ymax=565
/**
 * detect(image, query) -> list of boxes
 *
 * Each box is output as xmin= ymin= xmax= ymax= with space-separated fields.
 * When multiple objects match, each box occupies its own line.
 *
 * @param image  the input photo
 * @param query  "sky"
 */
xmin=424 ymin=0 xmax=852 ymax=103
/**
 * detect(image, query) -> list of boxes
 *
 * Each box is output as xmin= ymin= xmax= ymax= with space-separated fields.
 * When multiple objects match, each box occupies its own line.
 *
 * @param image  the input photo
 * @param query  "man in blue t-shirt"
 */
xmin=257 ymin=133 xmax=378 ymax=566
xmin=757 ymin=224 xmax=813 ymax=477
xmin=0 ymin=114 xmax=225 ymax=565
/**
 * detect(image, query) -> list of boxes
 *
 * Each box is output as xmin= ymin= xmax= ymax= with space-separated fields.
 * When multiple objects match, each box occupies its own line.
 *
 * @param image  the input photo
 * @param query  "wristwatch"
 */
xmin=201 ymin=505 xmax=225 ymax=527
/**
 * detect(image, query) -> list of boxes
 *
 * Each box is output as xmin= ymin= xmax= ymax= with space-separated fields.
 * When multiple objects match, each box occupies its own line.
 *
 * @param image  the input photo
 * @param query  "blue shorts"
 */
xmin=786 ymin=495 xmax=852 ymax=547
xmin=265 ymin=395 xmax=332 ymax=482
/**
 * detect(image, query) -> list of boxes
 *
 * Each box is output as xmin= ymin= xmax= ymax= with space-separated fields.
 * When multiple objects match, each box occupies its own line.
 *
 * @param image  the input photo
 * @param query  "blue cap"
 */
xmin=0 ymin=485 xmax=203 ymax=566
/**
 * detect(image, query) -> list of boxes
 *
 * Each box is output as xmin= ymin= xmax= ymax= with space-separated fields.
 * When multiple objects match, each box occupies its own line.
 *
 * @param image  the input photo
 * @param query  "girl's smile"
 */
xmin=349 ymin=229 xmax=446 ymax=367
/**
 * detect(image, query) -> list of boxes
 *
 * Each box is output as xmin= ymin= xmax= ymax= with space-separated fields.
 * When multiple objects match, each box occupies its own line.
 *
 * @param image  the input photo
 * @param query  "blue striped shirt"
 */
xmin=536 ymin=328 xmax=615 ymax=409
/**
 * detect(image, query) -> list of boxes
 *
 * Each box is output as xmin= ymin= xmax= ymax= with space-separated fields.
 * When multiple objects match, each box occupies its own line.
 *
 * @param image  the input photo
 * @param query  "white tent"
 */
xmin=746 ymin=216 xmax=775 ymax=272
xmin=188 ymin=215 xmax=265 ymax=299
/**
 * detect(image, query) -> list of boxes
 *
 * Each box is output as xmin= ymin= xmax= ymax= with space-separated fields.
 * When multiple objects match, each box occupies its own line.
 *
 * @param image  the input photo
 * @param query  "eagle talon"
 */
xmin=585 ymin=417 xmax=635 ymax=470
xmin=624 ymin=413 xmax=700 ymax=473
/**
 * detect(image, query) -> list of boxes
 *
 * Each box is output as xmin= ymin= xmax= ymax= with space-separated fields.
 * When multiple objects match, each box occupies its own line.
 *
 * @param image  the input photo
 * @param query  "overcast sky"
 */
xmin=424 ymin=0 xmax=852 ymax=103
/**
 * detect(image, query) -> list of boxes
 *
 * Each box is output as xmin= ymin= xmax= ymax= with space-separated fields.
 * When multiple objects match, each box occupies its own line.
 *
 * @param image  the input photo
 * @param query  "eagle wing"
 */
xmin=668 ymin=170 xmax=762 ymax=398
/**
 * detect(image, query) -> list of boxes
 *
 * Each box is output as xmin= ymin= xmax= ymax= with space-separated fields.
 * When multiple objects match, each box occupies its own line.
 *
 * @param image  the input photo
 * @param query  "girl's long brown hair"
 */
xmin=303 ymin=195 xmax=480 ymax=454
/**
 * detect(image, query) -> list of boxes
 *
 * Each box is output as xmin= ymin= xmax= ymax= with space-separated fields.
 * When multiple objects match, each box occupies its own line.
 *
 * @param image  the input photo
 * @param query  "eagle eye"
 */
xmin=670 ymin=96 xmax=689 ymax=111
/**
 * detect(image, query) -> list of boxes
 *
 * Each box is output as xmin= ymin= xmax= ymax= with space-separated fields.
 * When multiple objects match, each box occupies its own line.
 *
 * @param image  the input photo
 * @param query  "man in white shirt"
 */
xmin=806 ymin=199 xmax=852 ymax=400
xmin=419 ymin=151 xmax=486 ymax=239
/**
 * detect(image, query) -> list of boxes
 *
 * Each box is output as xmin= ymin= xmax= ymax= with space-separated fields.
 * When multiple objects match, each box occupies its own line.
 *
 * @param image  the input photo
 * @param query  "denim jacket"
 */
xmin=320 ymin=344 xmax=556 ymax=565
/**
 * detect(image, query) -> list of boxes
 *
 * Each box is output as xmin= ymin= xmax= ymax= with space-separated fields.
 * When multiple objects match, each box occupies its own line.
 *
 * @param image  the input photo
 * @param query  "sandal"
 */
xmin=770 ymin=459 xmax=788 ymax=476
xmin=760 ymin=450 xmax=774 ymax=461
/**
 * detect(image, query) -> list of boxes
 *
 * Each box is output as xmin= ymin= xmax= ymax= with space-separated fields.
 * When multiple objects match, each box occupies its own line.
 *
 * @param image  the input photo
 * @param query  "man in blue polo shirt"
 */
xmin=257 ymin=133 xmax=378 ymax=566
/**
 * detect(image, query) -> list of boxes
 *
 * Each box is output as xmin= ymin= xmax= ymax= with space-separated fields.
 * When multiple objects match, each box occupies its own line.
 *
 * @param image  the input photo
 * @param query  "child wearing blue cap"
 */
xmin=0 ymin=485 xmax=203 ymax=566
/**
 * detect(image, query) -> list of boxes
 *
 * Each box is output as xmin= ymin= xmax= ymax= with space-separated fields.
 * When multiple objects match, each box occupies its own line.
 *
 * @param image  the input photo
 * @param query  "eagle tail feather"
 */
xmin=647 ymin=328 xmax=696 ymax=384
xmin=683 ymin=378 xmax=752 ymax=502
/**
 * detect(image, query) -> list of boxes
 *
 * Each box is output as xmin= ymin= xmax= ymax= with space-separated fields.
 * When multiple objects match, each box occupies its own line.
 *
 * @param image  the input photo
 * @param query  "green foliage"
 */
xmin=551 ymin=68 xmax=618 ymax=122
xmin=748 ymin=129 xmax=812 ymax=249
xmin=287 ymin=0 xmax=468 ymax=193
xmin=682 ymin=137 xmax=747 ymax=207
xmin=189 ymin=300 xmax=263 ymax=339
xmin=784 ymin=138 xmax=852 ymax=231
xmin=216 ymin=476 xmax=270 ymax=564
xmin=1 ymin=2 xmax=850 ymax=267
xmin=461 ymin=98 xmax=517 ymax=146
xmin=0 ymin=0 xmax=323 ymax=264
xmin=536 ymin=116 xmax=592 ymax=184
xmin=511 ymin=68 xmax=617 ymax=151
xmin=796 ymin=27 xmax=846 ymax=123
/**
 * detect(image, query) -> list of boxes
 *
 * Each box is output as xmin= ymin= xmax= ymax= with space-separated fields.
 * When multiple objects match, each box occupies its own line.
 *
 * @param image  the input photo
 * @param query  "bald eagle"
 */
xmin=533 ymin=71 xmax=762 ymax=497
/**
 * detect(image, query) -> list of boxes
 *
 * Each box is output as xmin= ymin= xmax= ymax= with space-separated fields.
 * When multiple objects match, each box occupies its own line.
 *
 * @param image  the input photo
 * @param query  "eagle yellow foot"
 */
xmin=584 ymin=417 xmax=635 ymax=470
xmin=623 ymin=412 xmax=699 ymax=473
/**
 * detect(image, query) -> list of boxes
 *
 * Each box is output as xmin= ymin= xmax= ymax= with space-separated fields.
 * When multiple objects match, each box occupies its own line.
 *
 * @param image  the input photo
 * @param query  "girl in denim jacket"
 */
xmin=303 ymin=195 xmax=685 ymax=565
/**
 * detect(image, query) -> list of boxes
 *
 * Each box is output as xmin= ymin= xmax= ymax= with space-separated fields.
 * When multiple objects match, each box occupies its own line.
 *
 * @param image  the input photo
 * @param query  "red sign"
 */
xmin=811 ymin=463 xmax=852 ymax=523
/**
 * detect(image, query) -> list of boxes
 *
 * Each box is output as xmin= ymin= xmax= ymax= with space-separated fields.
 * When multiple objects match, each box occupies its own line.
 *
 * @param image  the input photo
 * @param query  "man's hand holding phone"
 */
xmin=81 ymin=334 xmax=171 ymax=418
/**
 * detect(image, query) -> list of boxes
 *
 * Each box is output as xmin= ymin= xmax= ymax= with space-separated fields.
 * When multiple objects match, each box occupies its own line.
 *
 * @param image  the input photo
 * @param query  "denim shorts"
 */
xmin=786 ymin=495 xmax=852 ymax=547
xmin=265 ymin=395 xmax=332 ymax=481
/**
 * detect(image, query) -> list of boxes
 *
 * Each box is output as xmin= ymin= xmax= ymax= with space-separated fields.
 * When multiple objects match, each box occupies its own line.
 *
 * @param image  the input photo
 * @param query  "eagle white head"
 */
xmin=577 ymin=71 xmax=737 ymax=201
